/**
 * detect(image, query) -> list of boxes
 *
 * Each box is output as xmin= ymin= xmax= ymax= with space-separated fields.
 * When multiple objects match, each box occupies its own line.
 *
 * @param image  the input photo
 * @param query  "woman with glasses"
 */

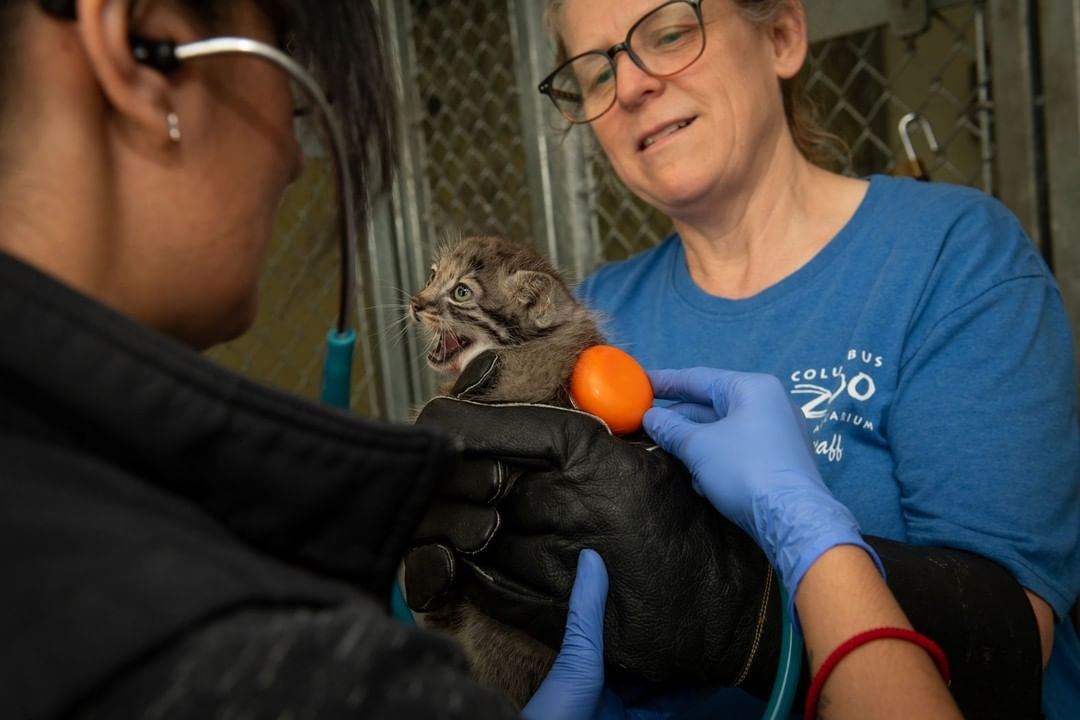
xmin=540 ymin=0 xmax=1078 ymax=716
xmin=413 ymin=0 xmax=1076 ymax=718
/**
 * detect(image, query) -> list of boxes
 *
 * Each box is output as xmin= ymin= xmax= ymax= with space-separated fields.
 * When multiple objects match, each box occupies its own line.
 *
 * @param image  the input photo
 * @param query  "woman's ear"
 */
xmin=74 ymin=0 xmax=197 ymax=144
xmin=768 ymin=0 xmax=809 ymax=81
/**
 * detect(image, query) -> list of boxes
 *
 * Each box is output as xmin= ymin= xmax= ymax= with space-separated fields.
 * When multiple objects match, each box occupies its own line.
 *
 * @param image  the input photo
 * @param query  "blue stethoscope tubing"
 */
xmin=763 ymin=586 xmax=803 ymax=719
xmin=675 ymin=582 xmax=802 ymax=719
xmin=172 ymin=35 xmax=804 ymax=719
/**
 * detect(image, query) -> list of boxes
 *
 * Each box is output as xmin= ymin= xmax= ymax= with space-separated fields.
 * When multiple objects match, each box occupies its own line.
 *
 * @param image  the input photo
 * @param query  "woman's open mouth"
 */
xmin=639 ymin=117 xmax=695 ymax=151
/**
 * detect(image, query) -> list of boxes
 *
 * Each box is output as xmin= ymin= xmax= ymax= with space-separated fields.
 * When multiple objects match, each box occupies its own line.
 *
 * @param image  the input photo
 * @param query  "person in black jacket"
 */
xmin=0 ymin=1 xmax=604 ymax=718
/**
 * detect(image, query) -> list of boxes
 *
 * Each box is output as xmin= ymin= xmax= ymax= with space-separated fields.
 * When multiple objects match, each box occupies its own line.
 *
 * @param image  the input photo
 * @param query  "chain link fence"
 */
xmin=410 ymin=0 xmax=536 ymax=245
xmin=209 ymin=0 xmax=1051 ymax=422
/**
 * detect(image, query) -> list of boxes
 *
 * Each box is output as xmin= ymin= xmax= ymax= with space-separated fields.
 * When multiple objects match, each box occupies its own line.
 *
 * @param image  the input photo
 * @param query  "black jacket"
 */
xmin=0 ymin=251 xmax=515 ymax=719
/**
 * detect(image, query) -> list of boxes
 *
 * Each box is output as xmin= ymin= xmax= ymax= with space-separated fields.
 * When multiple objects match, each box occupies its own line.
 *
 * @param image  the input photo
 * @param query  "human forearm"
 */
xmin=796 ymin=545 xmax=960 ymax=719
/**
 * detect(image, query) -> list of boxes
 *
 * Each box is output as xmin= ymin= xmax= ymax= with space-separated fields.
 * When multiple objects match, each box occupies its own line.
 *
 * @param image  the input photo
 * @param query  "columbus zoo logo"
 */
xmin=788 ymin=349 xmax=883 ymax=463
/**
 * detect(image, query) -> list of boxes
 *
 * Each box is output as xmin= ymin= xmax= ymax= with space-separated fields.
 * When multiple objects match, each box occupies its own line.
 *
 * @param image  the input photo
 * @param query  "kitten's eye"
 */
xmin=452 ymin=283 xmax=472 ymax=301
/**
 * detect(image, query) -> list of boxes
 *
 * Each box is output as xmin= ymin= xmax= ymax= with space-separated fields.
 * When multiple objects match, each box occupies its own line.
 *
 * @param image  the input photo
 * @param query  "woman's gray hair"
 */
xmin=543 ymin=0 xmax=847 ymax=169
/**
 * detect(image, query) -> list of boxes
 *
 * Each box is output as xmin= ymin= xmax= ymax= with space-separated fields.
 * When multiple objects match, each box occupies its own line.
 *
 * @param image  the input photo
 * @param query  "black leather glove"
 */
xmin=407 ymin=395 xmax=783 ymax=696
xmin=403 ymin=352 xmax=509 ymax=613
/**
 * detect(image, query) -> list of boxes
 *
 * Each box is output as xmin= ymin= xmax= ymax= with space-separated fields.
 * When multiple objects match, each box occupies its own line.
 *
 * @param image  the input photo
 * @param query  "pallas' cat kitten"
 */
xmin=410 ymin=234 xmax=604 ymax=403
xmin=408 ymin=234 xmax=604 ymax=707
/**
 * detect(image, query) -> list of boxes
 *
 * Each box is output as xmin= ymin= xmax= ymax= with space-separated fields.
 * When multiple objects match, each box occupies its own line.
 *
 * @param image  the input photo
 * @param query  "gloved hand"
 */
xmin=521 ymin=548 xmax=607 ymax=720
xmin=522 ymin=549 xmax=696 ymax=720
xmin=643 ymin=368 xmax=883 ymax=609
xmin=410 ymin=396 xmax=784 ymax=697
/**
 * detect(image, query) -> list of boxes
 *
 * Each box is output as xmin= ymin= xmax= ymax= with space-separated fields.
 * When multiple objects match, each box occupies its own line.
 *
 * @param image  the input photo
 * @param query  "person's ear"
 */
xmin=767 ymin=1 xmax=809 ymax=81
xmin=74 ymin=0 xmax=199 ymax=144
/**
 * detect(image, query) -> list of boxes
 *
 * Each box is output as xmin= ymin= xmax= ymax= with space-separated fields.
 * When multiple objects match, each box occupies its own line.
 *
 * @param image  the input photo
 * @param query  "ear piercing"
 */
xmin=166 ymin=111 xmax=181 ymax=143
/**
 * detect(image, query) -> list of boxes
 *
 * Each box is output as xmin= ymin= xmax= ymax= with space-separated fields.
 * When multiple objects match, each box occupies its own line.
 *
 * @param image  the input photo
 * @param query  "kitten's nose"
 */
xmin=409 ymin=299 xmax=424 ymax=317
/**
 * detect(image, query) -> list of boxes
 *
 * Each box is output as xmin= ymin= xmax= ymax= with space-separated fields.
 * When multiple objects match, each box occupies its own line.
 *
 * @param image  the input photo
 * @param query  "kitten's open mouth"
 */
xmin=428 ymin=332 xmax=472 ymax=368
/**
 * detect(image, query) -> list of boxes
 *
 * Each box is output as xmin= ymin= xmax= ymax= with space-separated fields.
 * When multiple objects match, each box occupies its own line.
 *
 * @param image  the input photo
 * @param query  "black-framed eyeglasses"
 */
xmin=538 ymin=0 xmax=707 ymax=124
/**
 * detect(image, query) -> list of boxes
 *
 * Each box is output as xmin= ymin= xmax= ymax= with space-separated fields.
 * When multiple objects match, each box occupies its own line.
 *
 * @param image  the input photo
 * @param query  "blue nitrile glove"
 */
xmin=642 ymin=368 xmax=884 ymax=615
xmin=521 ymin=550 xmax=689 ymax=720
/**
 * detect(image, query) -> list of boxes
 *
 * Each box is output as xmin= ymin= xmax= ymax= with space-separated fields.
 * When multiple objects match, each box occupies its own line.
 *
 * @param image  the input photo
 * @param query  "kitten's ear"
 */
xmin=508 ymin=270 xmax=574 ymax=328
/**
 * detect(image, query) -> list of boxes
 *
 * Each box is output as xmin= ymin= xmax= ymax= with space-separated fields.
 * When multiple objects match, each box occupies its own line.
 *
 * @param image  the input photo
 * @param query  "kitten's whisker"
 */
xmin=374 ymin=316 xmax=411 ymax=342
xmin=387 ymin=321 xmax=412 ymax=339
xmin=377 ymin=281 xmax=413 ymax=295
xmin=389 ymin=324 xmax=415 ymax=351
xmin=355 ymin=302 xmax=412 ymax=313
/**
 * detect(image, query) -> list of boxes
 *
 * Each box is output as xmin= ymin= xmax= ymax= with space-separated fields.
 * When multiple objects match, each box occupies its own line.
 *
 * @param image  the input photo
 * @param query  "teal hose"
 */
xmin=762 ymin=585 xmax=803 ymax=719
xmin=320 ymin=328 xmax=356 ymax=409
xmin=390 ymin=577 xmax=415 ymax=624
xmin=674 ymin=581 xmax=803 ymax=719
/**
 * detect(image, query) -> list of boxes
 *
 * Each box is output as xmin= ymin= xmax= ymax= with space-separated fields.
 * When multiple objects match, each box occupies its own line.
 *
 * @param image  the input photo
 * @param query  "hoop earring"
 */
xmin=166 ymin=111 xmax=181 ymax=143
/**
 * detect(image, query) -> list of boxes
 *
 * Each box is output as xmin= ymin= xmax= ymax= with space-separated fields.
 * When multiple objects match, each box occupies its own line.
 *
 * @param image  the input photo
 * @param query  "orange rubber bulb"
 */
xmin=569 ymin=345 xmax=654 ymax=435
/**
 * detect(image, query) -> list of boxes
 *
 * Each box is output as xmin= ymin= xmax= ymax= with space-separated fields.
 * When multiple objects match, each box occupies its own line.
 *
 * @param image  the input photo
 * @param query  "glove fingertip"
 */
xmin=643 ymin=407 xmax=688 ymax=453
xmin=403 ymin=544 xmax=456 ymax=612
xmin=578 ymin=548 xmax=607 ymax=583
xmin=645 ymin=369 xmax=672 ymax=392
xmin=642 ymin=406 xmax=672 ymax=435
xmin=570 ymin=548 xmax=609 ymax=620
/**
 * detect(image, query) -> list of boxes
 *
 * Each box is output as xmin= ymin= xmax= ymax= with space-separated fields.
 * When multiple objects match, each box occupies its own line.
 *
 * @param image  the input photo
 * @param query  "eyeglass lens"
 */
xmin=547 ymin=1 xmax=704 ymax=123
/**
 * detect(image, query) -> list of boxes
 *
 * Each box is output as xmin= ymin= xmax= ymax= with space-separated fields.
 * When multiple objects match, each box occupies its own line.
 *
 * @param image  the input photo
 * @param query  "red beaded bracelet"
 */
xmin=804 ymin=627 xmax=951 ymax=719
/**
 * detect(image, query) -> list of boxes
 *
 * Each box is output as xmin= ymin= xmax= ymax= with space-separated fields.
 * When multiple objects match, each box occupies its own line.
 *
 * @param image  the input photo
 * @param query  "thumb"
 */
xmin=560 ymin=548 xmax=608 ymax=660
xmin=642 ymin=406 xmax=699 ymax=459
xmin=663 ymin=401 xmax=721 ymax=424
xmin=521 ymin=549 xmax=609 ymax=720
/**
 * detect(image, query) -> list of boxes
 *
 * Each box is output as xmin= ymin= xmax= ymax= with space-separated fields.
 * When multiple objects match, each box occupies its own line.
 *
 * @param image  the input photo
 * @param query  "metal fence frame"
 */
xmin=1039 ymin=0 xmax=1080 ymax=377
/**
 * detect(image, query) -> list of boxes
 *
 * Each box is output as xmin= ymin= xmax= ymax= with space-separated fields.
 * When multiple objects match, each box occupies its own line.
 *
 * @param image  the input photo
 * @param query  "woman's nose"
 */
xmin=615 ymin=54 xmax=663 ymax=109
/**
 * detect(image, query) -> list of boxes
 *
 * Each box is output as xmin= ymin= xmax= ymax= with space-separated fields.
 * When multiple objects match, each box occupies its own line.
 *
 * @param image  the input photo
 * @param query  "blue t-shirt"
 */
xmin=576 ymin=175 xmax=1080 ymax=717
